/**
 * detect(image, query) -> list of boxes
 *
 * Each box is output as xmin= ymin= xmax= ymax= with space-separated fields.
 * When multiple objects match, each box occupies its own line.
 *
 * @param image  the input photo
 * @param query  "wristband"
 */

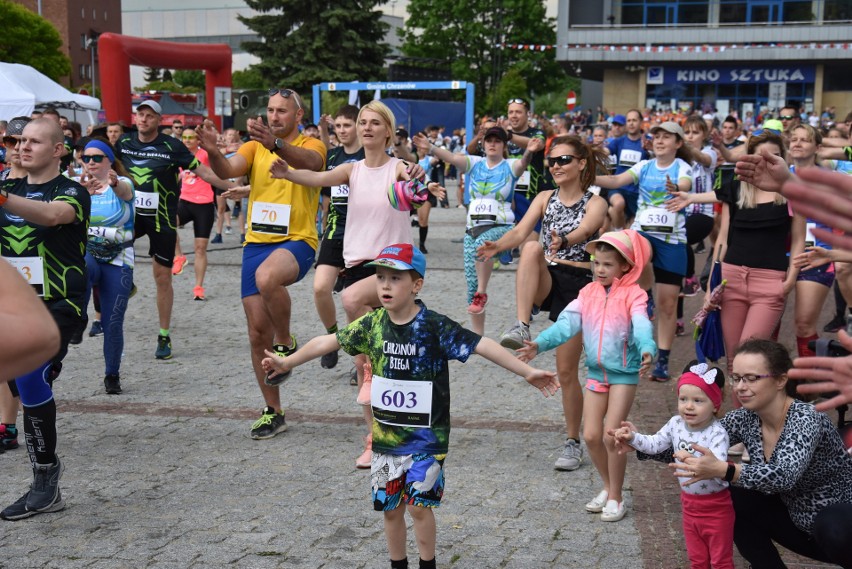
xmin=723 ymin=461 xmax=736 ymax=482
xmin=0 ymin=188 xmax=8 ymax=206
xmin=507 ymin=131 xmax=514 ymax=141
xmin=560 ymin=233 xmax=570 ymax=249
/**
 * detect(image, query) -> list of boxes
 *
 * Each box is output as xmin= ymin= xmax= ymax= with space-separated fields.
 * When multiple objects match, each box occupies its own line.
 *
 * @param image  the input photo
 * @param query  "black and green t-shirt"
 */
xmin=116 ymin=133 xmax=198 ymax=231
xmin=324 ymin=146 xmax=365 ymax=241
xmin=0 ymin=175 xmax=90 ymax=313
xmin=507 ymin=126 xmax=554 ymax=198
xmin=337 ymin=304 xmax=481 ymax=456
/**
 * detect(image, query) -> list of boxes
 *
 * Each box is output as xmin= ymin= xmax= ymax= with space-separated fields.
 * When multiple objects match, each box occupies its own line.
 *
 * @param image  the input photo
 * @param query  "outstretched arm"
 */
xmin=475 ymin=337 xmax=560 ymax=397
xmin=261 ymin=333 xmax=341 ymax=376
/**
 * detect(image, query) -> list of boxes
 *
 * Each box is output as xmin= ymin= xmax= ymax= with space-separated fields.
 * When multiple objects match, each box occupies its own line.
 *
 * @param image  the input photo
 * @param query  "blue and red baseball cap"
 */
xmin=367 ymin=243 xmax=426 ymax=278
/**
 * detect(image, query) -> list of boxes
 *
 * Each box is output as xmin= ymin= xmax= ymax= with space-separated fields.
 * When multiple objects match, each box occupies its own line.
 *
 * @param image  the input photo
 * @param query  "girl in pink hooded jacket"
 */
xmin=518 ymin=229 xmax=656 ymax=522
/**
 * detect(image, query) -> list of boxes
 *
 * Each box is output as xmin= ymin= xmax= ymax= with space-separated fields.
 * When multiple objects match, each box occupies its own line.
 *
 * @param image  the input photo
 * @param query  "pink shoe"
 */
xmin=355 ymin=433 xmax=372 ymax=469
xmin=172 ymin=255 xmax=187 ymax=276
xmin=356 ymin=361 xmax=372 ymax=406
xmin=467 ymin=292 xmax=488 ymax=314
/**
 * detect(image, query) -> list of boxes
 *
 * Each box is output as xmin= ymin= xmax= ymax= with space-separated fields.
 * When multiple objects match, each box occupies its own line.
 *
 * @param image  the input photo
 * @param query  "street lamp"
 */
xmin=85 ymin=30 xmax=99 ymax=97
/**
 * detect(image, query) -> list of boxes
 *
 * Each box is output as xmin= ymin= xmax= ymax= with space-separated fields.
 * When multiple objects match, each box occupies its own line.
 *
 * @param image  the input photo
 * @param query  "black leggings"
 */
xmin=731 ymin=486 xmax=852 ymax=568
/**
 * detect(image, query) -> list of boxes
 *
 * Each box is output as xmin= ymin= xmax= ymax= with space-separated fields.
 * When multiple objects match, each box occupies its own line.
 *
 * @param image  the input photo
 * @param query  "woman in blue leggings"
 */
xmin=79 ymin=139 xmax=135 ymax=394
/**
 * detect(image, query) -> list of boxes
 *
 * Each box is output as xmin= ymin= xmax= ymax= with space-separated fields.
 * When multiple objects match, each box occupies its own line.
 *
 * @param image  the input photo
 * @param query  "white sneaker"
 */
xmin=601 ymin=499 xmax=626 ymax=522
xmin=585 ymin=490 xmax=608 ymax=513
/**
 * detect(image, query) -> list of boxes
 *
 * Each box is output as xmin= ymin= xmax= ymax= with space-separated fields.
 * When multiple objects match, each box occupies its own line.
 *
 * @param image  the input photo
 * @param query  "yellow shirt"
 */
xmin=237 ymin=135 xmax=326 ymax=248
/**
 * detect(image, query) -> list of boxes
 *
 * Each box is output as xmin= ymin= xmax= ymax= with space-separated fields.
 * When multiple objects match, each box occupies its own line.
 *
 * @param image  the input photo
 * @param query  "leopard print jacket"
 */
xmin=723 ymin=400 xmax=852 ymax=533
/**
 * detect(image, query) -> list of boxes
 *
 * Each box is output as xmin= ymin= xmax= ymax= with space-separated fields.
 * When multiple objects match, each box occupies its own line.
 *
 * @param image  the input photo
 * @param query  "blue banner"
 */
xmin=647 ymin=65 xmax=815 ymax=85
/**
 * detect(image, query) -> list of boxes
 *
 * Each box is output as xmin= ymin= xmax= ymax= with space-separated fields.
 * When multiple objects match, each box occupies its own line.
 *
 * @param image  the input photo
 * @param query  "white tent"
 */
xmin=0 ymin=62 xmax=101 ymax=121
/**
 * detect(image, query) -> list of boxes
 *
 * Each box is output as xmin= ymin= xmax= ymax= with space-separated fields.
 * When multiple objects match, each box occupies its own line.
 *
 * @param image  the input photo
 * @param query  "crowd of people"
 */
xmin=1 ymin=91 xmax=852 ymax=569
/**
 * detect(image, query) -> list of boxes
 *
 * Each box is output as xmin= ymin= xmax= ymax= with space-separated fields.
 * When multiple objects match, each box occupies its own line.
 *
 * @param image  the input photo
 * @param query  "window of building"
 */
xmin=719 ymin=0 xmax=815 ymax=24
xmin=80 ymin=34 xmax=87 ymax=49
xmin=621 ymin=1 xmax=709 ymax=25
xmin=79 ymin=64 xmax=86 ymax=79
xmin=81 ymin=7 xmax=85 ymax=19
xmin=92 ymin=9 xmax=96 ymax=20
xmin=104 ymin=10 xmax=108 ymax=21
xmin=824 ymin=64 xmax=852 ymax=91
xmin=825 ymin=0 xmax=852 ymax=21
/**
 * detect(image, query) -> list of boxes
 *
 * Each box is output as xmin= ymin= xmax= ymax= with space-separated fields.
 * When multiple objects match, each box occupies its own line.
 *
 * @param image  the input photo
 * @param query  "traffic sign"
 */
xmin=566 ymin=90 xmax=577 ymax=111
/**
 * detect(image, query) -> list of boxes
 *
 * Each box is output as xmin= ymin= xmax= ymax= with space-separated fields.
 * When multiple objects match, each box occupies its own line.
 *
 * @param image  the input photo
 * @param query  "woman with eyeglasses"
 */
xmin=476 ymin=135 xmax=608 ymax=472
xmin=412 ymin=126 xmax=542 ymax=334
xmin=638 ymin=338 xmax=852 ymax=569
xmin=78 ymin=139 xmax=135 ymax=394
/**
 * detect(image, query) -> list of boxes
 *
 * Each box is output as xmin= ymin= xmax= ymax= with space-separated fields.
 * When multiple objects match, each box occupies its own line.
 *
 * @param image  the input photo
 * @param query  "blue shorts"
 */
xmin=607 ymin=189 xmax=639 ymax=218
xmin=640 ymin=232 xmax=687 ymax=279
xmin=797 ymin=263 xmax=835 ymax=287
xmin=514 ymin=193 xmax=542 ymax=234
xmin=371 ymin=452 xmax=445 ymax=511
xmin=240 ymin=240 xmax=315 ymax=298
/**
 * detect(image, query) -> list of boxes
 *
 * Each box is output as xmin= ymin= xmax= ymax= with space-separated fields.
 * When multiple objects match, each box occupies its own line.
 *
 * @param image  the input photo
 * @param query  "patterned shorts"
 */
xmin=370 ymin=452 xmax=445 ymax=511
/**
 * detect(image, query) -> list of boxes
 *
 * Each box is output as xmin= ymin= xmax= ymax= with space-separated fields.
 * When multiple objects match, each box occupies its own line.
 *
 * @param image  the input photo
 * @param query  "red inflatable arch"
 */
xmin=98 ymin=33 xmax=232 ymax=129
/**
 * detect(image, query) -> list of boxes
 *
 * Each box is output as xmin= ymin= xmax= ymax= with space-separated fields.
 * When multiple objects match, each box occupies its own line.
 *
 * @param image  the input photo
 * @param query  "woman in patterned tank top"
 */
xmin=477 ymin=135 xmax=608 ymax=471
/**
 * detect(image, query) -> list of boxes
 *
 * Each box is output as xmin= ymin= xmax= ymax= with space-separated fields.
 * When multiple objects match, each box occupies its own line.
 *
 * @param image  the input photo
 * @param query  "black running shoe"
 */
xmin=250 ymin=406 xmax=287 ymax=440
xmin=27 ymin=457 xmax=65 ymax=515
xmin=265 ymin=338 xmax=297 ymax=386
xmin=320 ymin=350 xmax=339 ymax=369
xmin=155 ymin=335 xmax=172 ymax=360
xmin=104 ymin=374 xmax=122 ymax=394
xmin=824 ymin=314 xmax=846 ymax=333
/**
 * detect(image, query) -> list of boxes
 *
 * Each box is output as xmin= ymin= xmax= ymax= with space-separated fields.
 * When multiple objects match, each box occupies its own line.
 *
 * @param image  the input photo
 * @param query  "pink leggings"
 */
xmin=720 ymin=263 xmax=786 ymax=378
xmin=681 ymin=490 xmax=735 ymax=569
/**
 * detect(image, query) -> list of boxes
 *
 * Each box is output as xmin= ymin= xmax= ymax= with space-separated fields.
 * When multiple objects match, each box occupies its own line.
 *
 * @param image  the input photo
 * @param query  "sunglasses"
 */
xmin=2 ymin=137 xmax=18 ymax=147
xmin=752 ymin=128 xmax=782 ymax=136
xmin=779 ymin=115 xmax=796 ymax=120
xmin=182 ymin=136 xmax=197 ymax=141
xmin=173 ymin=125 xmax=184 ymax=130
xmin=81 ymin=155 xmax=107 ymax=163
xmin=547 ymin=155 xmax=579 ymax=167
xmin=268 ymin=88 xmax=302 ymax=110
xmin=507 ymin=98 xmax=528 ymax=107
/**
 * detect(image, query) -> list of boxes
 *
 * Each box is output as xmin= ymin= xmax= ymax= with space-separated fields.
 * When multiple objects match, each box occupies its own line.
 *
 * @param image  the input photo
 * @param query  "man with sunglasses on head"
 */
xmin=197 ymin=87 xmax=326 ymax=440
xmin=0 ymin=118 xmax=90 ymax=520
xmin=115 ymin=100 xmax=226 ymax=360
xmin=506 ymin=97 xmax=553 ymax=242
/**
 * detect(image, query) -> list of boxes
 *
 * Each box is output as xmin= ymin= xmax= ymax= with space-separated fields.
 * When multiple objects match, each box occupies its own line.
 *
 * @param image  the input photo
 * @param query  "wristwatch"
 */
xmin=270 ymin=138 xmax=284 ymax=152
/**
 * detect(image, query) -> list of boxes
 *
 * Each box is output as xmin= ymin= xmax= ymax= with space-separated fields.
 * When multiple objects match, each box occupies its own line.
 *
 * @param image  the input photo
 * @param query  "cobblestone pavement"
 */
xmin=0 ymin=187 xmax=840 ymax=568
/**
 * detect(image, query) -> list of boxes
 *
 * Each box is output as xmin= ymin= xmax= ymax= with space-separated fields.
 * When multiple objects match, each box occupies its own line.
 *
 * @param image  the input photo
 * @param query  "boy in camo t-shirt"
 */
xmin=262 ymin=243 xmax=559 ymax=569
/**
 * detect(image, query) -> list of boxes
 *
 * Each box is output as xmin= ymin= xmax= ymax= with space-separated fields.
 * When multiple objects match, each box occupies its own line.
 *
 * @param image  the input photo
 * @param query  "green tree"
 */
xmin=0 ymin=2 xmax=70 ymax=81
xmin=401 ymin=0 xmax=565 ymax=114
xmin=232 ymin=67 xmax=266 ymax=89
xmin=162 ymin=69 xmax=173 ymax=82
xmin=239 ymin=0 xmax=390 ymax=94
xmin=485 ymin=66 xmax=527 ymax=115
xmin=173 ymin=69 xmax=205 ymax=89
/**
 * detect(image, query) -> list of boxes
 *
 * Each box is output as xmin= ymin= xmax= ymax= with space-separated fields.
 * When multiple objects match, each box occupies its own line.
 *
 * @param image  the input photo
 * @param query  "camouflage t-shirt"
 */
xmin=0 ymin=174 xmax=90 ymax=313
xmin=337 ymin=304 xmax=481 ymax=456
xmin=116 ymin=132 xmax=198 ymax=231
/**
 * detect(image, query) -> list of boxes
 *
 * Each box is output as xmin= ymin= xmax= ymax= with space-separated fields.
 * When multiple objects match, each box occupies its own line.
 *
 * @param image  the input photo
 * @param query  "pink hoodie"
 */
xmin=534 ymin=230 xmax=657 ymax=385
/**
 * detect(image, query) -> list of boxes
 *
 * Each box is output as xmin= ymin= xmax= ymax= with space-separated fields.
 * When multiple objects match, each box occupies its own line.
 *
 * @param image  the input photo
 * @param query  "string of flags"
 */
xmin=497 ymin=42 xmax=851 ymax=52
